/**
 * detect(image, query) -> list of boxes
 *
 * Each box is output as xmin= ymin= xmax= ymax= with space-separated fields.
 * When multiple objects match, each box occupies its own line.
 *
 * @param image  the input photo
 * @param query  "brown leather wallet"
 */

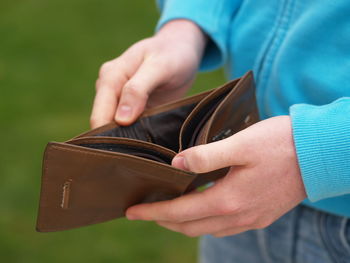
xmin=36 ymin=71 xmax=259 ymax=232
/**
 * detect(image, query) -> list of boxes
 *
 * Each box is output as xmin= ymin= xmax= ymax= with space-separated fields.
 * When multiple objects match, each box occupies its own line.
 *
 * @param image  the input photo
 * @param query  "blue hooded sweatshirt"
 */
xmin=157 ymin=0 xmax=350 ymax=217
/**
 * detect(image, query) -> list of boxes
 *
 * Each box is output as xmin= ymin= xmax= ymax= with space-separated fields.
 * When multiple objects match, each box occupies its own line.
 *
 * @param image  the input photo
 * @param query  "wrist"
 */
xmin=156 ymin=19 xmax=207 ymax=60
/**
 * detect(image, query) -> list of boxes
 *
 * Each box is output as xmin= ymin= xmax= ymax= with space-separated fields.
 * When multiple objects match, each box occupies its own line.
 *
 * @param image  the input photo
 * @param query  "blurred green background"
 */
xmin=0 ymin=0 xmax=224 ymax=262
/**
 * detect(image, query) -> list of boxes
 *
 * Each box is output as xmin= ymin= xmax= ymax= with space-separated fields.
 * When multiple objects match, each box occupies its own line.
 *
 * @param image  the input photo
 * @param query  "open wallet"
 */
xmin=36 ymin=71 xmax=259 ymax=232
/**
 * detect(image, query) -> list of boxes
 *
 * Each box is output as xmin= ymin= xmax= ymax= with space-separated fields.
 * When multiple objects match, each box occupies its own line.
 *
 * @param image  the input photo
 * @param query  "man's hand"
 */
xmin=126 ymin=116 xmax=306 ymax=237
xmin=90 ymin=20 xmax=207 ymax=128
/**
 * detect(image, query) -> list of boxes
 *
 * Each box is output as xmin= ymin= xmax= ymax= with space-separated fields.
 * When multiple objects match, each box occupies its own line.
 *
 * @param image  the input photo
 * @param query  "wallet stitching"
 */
xmin=37 ymin=145 xmax=56 ymax=230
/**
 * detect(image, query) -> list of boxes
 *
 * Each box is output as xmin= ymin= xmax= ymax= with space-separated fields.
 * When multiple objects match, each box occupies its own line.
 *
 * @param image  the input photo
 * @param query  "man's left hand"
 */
xmin=126 ymin=116 xmax=306 ymax=237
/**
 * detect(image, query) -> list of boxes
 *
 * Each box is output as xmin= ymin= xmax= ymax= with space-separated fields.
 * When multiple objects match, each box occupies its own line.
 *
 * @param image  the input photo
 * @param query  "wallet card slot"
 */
xmin=67 ymin=137 xmax=176 ymax=165
xmin=199 ymin=71 xmax=259 ymax=145
xmin=179 ymin=89 xmax=231 ymax=150
xmin=187 ymin=98 xmax=224 ymax=148
xmin=78 ymin=143 xmax=172 ymax=164
xmin=143 ymin=102 xmax=197 ymax=152
xmin=92 ymin=103 xmax=198 ymax=153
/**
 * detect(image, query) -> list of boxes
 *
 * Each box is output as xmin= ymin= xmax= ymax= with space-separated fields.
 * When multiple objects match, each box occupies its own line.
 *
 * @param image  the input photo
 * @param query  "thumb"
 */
xmin=115 ymin=59 xmax=169 ymax=125
xmin=172 ymin=135 xmax=248 ymax=173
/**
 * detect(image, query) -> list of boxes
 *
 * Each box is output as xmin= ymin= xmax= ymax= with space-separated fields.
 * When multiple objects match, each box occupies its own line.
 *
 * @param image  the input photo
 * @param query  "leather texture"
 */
xmin=36 ymin=71 xmax=259 ymax=232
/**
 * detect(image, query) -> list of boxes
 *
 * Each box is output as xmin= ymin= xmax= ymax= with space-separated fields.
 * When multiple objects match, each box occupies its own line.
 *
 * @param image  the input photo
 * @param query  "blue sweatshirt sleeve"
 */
xmin=290 ymin=98 xmax=350 ymax=202
xmin=156 ymin=0 xmax=242 ymax=71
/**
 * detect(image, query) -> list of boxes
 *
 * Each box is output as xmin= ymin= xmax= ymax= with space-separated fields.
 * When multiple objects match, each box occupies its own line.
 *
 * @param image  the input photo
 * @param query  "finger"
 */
xmin=156 ymin=214 xmax=240 ymax=237
xmin=146 ymin=81 xmax=191 ymax=108
xmin=212 ymin=226 xmax=249 ymax=238
xmin=90 ymin=79 xmax=122 ymax=128
xmin=115 ymin=58 xmax=171 ymax=125
xmin=90 ymin=61 xmax=134 ymax=128
xmin=126 ymin=190 xmax=219 ymax=222
xmin=91 ymin=44 xmax=146 ymax=128
xmin=172 ymin=135 xmax=249 ymax=173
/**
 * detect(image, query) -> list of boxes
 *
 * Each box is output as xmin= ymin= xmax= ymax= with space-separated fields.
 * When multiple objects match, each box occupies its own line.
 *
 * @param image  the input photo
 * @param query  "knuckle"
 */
xmin=188 ymin=148 xmax=210 ymax=172
xmin=130 ymin=39 xmax=149 ymax=50
xmin=95 ymin=79 xmax=111 ymax=92
xmin=147 ymin=54 xmax=166 ymax=67
xmin=164 ymin=206 xmax=182 ymax=223
xmin=216 ymin=200 xmax=240 ymax=216
xmin=245 ymin=216 xmax=258 ymax=227
xmin=89 ymin=117 xmax=98 ymax=128
xmin=99 ymin=61 xmax=114 ymax=77
xmin=124 ymin=81 xmax=148 ymax=99
xmin=166 ymin=213 xmax=179 ymax=223
xmin=236 ymin=215 xmax=258 ymax=228
xmin=179 ymin=225 xmax=199 ymax=238
xmin=253 ymin=218 xmax=272 ymax=230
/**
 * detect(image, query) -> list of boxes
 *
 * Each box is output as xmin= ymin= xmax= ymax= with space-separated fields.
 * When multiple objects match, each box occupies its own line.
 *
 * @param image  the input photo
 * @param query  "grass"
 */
xmin=0 ymin=0 xmax=225 ymax=262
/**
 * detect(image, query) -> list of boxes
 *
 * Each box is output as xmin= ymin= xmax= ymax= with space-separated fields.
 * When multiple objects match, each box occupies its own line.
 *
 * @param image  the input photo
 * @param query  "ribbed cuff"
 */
xmin=290 ymin=98 xmax=350 ymax=202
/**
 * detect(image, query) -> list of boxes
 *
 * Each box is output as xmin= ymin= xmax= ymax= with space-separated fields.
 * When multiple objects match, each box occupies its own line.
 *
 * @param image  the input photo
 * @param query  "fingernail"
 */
xmin=116 ymin=105 xmax=132 ymax=121
xmin=172 ymin=156 xmax=189 ymax=170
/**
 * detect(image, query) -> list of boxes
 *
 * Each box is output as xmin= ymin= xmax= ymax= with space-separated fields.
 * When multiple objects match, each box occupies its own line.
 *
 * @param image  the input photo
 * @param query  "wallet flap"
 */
xmin=37 ymin=142 xmax=194 ymax=232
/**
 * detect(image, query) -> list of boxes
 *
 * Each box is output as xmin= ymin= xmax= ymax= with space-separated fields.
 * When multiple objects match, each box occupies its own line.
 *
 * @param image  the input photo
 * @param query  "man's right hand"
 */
xmin=90 ymin=19 xmax=207 ymax=128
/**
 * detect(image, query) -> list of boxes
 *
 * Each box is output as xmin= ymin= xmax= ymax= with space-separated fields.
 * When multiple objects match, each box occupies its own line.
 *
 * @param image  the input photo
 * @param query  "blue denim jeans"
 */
xmin=200 ymin=205 xmax=350 ymax=263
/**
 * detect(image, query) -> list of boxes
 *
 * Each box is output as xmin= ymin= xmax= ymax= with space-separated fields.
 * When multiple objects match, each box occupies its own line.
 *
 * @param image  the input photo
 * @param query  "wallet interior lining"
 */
xmin=180 ymin=90 xmax=231 ymax=150
xmin=93 ymin=103 xmax=198 ymax=152
xmin=94 ymin=121 xmax=150 ymax=142
xmin=90 ymin=88 xmax=230 ymax=154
